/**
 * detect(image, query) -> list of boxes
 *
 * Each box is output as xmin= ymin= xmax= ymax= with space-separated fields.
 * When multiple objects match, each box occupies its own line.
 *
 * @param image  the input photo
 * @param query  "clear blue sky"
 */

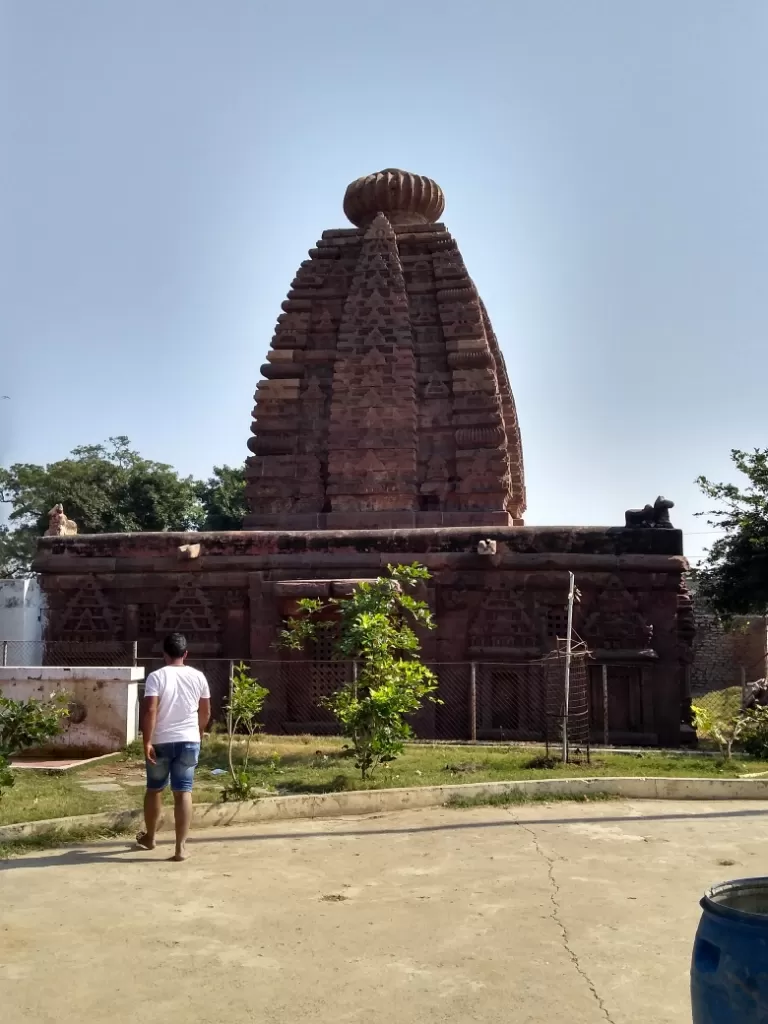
xmin=1 ymin=1 xmax=766 ymax=562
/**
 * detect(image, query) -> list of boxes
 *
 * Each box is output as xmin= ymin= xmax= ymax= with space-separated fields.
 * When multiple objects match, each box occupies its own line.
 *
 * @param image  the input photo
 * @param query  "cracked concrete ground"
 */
xmin=2 ymin=799 xmax=767 ymax=1023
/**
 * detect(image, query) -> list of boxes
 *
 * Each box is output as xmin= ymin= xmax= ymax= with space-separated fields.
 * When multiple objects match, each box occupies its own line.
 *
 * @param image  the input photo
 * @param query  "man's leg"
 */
xmin=138 ymin=789 xmax=163 ymax=850
xmin=138 ymin=746 xmax=170 ymax=850
xmin=168 ymin=743 xmax=199 ymax=861
xmin=171 ymin=791 xmax=193 ymax=861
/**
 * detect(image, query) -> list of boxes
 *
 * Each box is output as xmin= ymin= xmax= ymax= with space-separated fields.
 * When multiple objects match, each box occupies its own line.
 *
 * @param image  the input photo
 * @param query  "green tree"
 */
xmin=279 ymin=564 xmax=439 ymax=780
xmin=198 ymin=464 xmax=247 ymax=531
xmin=223 ymin=662 xmax=270 ymax=801
xmin=691 ymin=702 xmax=746 ymax=761
xmin=0 ymin=526 xmax=38 ymax=579
xmin=0 ymin=693 xmax=69 ymax=799
xmin=0 ymin=437 xmax=205 ymax=575
xmin=695 ymin=449 xmax=768 ymax=617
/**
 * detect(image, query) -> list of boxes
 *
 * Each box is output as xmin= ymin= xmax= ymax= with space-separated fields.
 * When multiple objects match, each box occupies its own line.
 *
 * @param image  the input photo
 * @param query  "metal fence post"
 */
xmin=1 ymin=640 xmax=7 ymax=667
xmin=562 ymin=572 xmax=576 ymax=763
xmin=602 ymin=664 xmax=609 ymax=747
xmin=470 ymin=662 xmax=477 ymax=743
xmin=131 ymin=641 xmax=138 ymax=666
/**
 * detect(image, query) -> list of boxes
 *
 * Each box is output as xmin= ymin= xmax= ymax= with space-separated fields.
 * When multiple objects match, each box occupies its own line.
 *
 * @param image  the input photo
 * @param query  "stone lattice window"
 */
xmin=546 ymin=607 xmax=569 ymax=639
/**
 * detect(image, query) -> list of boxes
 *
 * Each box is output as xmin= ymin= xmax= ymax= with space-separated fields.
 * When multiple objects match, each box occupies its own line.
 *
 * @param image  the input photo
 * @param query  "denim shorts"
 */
xmin=146 ymin=742 xmax=200 ymax=793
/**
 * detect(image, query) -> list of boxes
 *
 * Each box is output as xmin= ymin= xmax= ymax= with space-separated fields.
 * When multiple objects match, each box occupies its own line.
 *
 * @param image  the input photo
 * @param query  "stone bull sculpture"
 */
xmin=624 ymin=495 xmax=675 ymax=529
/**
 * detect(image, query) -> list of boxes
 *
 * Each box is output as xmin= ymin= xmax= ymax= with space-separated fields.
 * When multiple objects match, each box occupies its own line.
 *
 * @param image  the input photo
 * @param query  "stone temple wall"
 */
xmin=35 ymin=524 xmax=692 ymax=746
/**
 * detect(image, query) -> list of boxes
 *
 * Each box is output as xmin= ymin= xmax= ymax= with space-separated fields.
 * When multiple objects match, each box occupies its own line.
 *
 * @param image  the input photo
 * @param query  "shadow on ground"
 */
xmin=3 ymin=804 xmax=768 ymax=871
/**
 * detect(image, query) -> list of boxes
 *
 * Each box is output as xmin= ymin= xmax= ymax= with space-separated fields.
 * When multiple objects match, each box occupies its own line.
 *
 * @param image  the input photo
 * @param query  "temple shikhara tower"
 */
xmin=245 ymin=169 xmax=524 ymax=530
xmin=36 ymin=169 xmax=694 ymax=746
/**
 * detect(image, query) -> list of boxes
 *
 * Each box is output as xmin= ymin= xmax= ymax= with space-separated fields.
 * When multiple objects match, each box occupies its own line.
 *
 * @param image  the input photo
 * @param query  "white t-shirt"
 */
xmin=144 ymin=665 xmax=211 ymax=744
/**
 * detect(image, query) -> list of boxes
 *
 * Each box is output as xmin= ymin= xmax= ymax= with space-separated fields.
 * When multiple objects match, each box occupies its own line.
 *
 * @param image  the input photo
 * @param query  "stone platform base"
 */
xmin=0 ymin=666 xmax=144 ymax=755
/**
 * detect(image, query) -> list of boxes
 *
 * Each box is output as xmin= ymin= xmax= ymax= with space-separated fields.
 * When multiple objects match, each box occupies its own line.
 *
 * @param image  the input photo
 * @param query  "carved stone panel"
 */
xmin=57 ymin=582 xmax=116 ymax=641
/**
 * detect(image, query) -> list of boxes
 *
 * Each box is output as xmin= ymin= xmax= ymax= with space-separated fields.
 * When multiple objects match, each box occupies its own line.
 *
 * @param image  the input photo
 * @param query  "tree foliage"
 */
xmin=0 ymin=439 xmax=248 ymax=576
xmin=691 ymin=701 xmax=746 ymax=761
xmin=740 ymin=705 xmax=768 ymax=759
xmin=279 ymin=564 xmax=439 ymax=779
xmin=0 ymin=693 xmax=69 ymax=799
xmin=695 ymin=449 xmax=768 ymax=617
xmin=197 ymin=465 xmax=247 ymax=531
xmin=0 ymin=526 xmax=38 ymax=579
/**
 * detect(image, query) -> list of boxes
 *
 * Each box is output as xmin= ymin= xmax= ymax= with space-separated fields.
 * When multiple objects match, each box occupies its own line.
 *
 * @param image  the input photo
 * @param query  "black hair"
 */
xmin=163 ymin=632 xmax=188 ymax=659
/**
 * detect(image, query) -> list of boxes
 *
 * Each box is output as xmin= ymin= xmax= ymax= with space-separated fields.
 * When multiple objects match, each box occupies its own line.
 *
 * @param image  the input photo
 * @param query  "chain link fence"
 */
xmin=1 ymin=639 xmax=137 ymax=668
xmin=2 ymin=640 xmax=592 ymax=753
xmin=136 ymin=657 xmax=234 ymax=723
xmin=210 ymin=653 xmax=593 ymax=752
xmin=691 ymin=651 xmax=768 ymax=730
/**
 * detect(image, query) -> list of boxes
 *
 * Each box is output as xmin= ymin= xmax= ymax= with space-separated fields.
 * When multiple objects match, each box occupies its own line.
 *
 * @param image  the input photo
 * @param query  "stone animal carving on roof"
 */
xmin=624 ymin=496 xmax=675 ymax=529
xmin=45 ymin=503 xmax=78 ymax=537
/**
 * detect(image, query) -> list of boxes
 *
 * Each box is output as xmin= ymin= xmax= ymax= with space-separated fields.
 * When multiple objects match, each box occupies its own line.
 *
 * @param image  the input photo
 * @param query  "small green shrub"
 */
xmin=740 ymin=706 xmax=768 ymax=758
xmin=691 ymin=702 xmax=746 ymax=760
xmin=0 ymin=693 xmax=69 ymax=800
xmin=279 ymin=563 xmax=440 ymax=780
xmin=222 ymin=663 xmax=269 ymax=802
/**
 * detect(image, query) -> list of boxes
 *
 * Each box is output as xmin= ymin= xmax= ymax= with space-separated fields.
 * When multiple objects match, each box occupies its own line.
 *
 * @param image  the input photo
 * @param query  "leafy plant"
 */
xmin=695 ymin=449 xmax=768 ymax=617
xmin=196 ymin=464 xmax=247 ymax=530
xmin=0 ymin=693 xmax=69 ymax=799
xmin=222 ymin=662 xmax=269 ymax=802
xmin=739 ymin=705 xmax=768 ymax=759
xmin=691 ymin=702 xmax=747 ymax=760
xmin=223 ymin=769 xmax=256 ymax=802
xmin=279 ymin=563 xmax=439 ymax=780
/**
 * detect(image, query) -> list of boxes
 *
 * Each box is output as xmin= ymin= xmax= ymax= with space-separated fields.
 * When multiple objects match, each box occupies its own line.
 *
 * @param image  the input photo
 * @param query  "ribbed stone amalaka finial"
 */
xmin=343 ymin=168 xmax=445 ymax=228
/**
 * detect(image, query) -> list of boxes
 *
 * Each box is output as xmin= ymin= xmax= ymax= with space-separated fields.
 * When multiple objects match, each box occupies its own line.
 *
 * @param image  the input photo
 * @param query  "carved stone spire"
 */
xmin=244 ymin=169 xmax=525 ymax=529
xmin=326 ymin=214 xmax=418 ymax=518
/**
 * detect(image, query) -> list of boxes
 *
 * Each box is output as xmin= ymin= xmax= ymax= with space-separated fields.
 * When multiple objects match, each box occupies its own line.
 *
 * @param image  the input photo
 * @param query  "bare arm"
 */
xmin=198 ymin=697 xmax=211 ymax=742
xmin=141 ymin=695 xmax=159 ymax=763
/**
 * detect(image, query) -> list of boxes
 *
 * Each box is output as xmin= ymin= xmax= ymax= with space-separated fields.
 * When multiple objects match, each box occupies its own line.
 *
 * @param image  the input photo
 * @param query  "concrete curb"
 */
xmin=4 ymin=775 xmax=768 ymax=843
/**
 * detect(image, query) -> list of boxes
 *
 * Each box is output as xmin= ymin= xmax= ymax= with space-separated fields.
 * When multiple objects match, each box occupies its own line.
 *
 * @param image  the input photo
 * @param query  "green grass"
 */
xmin=2 ymin=734 xmax=768 ymax=832
xmin=0 ymin=824 xmax=134 ymax=861
xmin=446 ymin=791 xmax=619 ymax=809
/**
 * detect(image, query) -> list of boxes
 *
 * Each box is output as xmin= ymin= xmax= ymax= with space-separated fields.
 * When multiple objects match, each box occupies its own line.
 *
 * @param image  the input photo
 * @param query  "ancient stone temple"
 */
xmin=246 ymin=169 xmax=524 ymax=529
xmin=36 ymin=169 xmax=694 ymax=746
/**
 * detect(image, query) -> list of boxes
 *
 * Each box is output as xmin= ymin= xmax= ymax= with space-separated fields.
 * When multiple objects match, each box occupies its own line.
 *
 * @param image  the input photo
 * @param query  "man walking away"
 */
xmin=138 ymin=632 xmax=211 ymax=861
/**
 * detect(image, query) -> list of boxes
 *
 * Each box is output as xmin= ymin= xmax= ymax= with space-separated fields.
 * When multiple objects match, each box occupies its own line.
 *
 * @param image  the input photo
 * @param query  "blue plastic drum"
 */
xmin=691 ymin=877 xmax=768 ymax=1023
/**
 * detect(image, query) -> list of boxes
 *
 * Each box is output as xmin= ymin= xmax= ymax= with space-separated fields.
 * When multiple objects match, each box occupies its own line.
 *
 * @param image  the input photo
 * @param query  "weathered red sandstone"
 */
xmin=246 ymin=168 xmax=524 ymax=530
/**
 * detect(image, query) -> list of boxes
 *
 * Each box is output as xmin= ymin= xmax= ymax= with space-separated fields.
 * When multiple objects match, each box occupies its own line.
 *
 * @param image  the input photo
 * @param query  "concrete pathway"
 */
xmin=2 ymin=799 xmax=767 ymax=1023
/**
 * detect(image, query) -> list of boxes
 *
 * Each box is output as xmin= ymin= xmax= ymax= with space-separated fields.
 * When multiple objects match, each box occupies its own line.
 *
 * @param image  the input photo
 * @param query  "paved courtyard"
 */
xmin=2 ymin=799 xmax=767 ymax=1023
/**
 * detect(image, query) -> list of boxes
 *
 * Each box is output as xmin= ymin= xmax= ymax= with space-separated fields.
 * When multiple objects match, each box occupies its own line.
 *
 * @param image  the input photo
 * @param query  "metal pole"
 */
xmin=602 ymin=663 xmax=609 ymax=747
xmin=131 ymin=640 xmax=138 ymax=666
xmin=562 ymin=572 xmax=575 ymax=764
xmin=470 ymin=662 xmax=478 ymax=743
xmin=1 ymin=640 xmax=7 ymax=667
